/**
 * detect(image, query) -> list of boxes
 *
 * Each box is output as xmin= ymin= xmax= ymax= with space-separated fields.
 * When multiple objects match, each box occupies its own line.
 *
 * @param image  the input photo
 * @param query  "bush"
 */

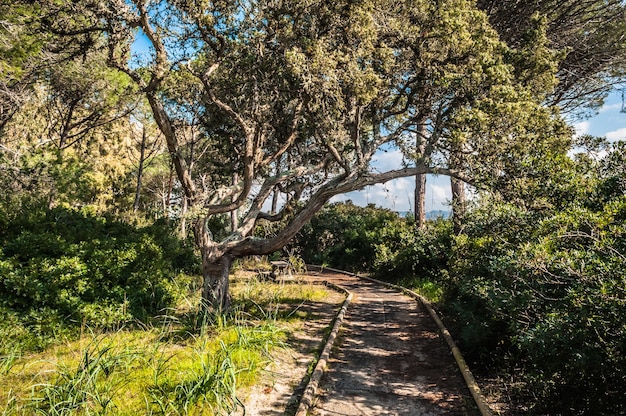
xmin=373 ymin=218 xmax=453 ymax=286
xmin=444 ymin=197 xmax=626 ymax=415
xmin=0 ymin=207 xmax=197 ymax=353
xmin=294 ymin=202 xmax=408 ymax=272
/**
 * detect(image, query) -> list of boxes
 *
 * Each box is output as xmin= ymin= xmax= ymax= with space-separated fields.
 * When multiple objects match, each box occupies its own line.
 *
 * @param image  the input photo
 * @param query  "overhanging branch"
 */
xmin=227 ymin=165 xmax=472 ymax=257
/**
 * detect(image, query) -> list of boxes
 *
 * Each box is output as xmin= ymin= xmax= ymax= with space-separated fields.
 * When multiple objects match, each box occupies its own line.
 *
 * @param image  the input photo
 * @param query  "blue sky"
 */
xmin=332 ymin=90 xmax=626 ymax=213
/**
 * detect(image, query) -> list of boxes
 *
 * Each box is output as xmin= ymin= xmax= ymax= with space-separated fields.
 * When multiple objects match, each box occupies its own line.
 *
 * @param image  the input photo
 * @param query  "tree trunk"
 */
xmin=166 ymin=161 xmax=174 ymax=216
xmin=415 ymin=122 xmax=428 ymax=230
xmin=271 ymin=155 xmax=281 ymax=214
xmin=451 ymin=177 xmax=466 ymax=234
xmin=415 ymin=173 xmax=427 ymax=230
xmin=201 ymin=252 xmax=232 ymax=313
xmin=133 ymin=125 xmax=147 ymax=212
xmin=180 ymin=195 xmax=188 ymax=239
xmin=194 ymin=218 xmax=232 ymax=312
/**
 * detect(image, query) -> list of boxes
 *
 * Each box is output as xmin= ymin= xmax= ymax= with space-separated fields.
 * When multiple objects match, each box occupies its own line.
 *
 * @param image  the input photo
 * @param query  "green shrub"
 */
xmin=444 ymin=196 xmax=626 ymax=414
xmin=0 ymin=207 xmax=197 ymax=352
xmin=373 ymin=218 xmax=453 ymax=286
xmin=294 ymin=201 xmax=407 ymax=272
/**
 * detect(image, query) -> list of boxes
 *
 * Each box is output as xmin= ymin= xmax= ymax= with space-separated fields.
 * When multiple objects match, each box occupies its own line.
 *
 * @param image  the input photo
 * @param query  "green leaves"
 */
xmin=294 ymin=201 xmax=406 ymax=272
xmin=0 ymin=207 xmax=197 ymax=352
xmin=442 ymin=147 xmax=626 ymax=414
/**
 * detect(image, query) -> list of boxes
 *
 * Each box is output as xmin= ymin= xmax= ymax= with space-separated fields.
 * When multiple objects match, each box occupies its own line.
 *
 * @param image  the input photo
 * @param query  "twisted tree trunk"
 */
xmin=194 ymin=218 xmax=232 ymax=312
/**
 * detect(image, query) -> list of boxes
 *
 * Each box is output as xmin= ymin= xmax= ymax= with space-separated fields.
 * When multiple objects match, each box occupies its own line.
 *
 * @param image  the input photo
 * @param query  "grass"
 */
xmin=0 ymin=271 xmax=340 ymax=415
xmin=399 ymin=277 xmax=444 ymax=302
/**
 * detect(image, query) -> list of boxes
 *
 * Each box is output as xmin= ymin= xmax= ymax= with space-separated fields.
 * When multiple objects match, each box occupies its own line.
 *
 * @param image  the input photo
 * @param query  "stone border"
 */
xmin=295 ymin=266 xmax=494 ymax=416
xmin=294 ymin=276 xmax=352 ymax=416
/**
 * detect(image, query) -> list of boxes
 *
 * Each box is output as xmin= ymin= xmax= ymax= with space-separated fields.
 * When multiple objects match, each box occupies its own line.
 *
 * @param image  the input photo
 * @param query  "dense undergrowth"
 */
xmin=0 ymin=206 xmax=198 ymax=354
xmin=0 ymin=206 xmax=339 ymax=414
xmin=296 ymin=144 xmax=626 ymax=415
xmin=0 ymin=266 xmax=333 ymax=415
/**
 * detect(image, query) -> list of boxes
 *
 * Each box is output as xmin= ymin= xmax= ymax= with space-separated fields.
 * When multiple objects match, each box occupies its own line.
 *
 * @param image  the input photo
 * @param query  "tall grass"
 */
xmin=1 ymin=320 xmax=285 ymax=414
xmin=0 ymin=274 xmax=336 ymax=415
xmin=147 ymin=318 xmax=283 ymax=415
xmin=29 ymin=336 xmax=141 ymax=415
xmin=0 ymin=348 xmax=20 ymax=376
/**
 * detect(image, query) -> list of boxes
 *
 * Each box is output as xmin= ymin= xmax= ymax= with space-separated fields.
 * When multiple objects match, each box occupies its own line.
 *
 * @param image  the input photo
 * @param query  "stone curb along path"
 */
xmin=295 ymin=281 xmax=353 ymax=416
xmin=296 ymin=267 xmax=494 ymax=416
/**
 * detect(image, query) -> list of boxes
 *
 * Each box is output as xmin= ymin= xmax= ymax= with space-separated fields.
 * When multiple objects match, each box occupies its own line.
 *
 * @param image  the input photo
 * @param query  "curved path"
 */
xmin=305 ymin=270 xmax=478 ymax=416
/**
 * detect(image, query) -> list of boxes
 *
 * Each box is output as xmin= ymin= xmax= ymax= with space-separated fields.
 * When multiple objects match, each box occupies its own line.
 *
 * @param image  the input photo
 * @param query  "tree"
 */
xmin=0 ymin=3 xmax=43 ymax=131
xmin=478 ymin=0 xmax=626 ymax=115
xmin=21 ymin=0 xmax=569 ymax=311
xmin=423 ymin=0 xmax=626 ymax=230
xmin=0 ymin=43 xmax=140 ymax=213
xmin=126 ymin=102 xmax=164 ymax=213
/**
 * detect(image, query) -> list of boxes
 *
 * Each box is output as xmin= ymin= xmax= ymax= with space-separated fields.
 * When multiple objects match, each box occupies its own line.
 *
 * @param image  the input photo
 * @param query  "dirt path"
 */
xmin=308 ymin=271 xmax=477 ymax=416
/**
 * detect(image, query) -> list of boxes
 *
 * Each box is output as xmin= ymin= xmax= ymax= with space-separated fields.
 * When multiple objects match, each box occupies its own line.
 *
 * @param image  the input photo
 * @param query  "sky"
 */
xmin=332 ymin=90 xmax=626 ymax=213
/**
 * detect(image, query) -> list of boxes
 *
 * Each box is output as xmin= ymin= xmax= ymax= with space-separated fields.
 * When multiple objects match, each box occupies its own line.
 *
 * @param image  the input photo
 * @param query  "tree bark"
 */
xmin=451 ymin=177 xmax=466 ymax=234
xmin=415 ymin=122 xmax=428 ymax=230
xmin=415 ymin=173 xmax=427 ymax=229
xmin=194 ymin=218 xmax=232 ymax=312
xmin=165 ymin=161 xmax=174 ymax=218
xmin=180 ymin=195 xmax=188 ymax=238
xmin=133 ymin=125 xmax=147 ymax=212
xmin=201 ymin=253 xmax=232 ymax=313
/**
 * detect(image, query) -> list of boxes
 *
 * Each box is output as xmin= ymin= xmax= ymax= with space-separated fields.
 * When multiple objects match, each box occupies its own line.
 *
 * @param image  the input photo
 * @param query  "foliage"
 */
xmin=441 ymin=145 xmax=626 ymax=414
xmin=0 ymin=207 xmax=197 ymax=354
xmin=373 ymin=219 xmax=453 ymax=288
xmin=478 ymin=0 xmax=626 ymax=115
xmin=5 ymin=0 xmax=577 ymax=311
xmin=294 ymin=202 xmax=407 ymax=273
xmin=0 ymin=276 xmax=338 ymax=415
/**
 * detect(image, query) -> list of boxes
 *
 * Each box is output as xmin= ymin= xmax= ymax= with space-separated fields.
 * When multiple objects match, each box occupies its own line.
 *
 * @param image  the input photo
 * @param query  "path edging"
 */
xmin=358 ymin=274 xmax=495 ymax=416
xmin=294 ymin=274 xmax=353 ymax=416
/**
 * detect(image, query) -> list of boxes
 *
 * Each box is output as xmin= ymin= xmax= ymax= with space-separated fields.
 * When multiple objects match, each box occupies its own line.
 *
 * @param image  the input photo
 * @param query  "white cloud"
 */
xmin=430 ymin=184 xmax=450 ymax=204
xmin=370 ymin=148 xmax=406 ymax=172
xmin=606 ymin=127 xmax=626 ymax=142
xmin=573 ymin=121 xmax=590 ymax=137
xmin=599 ymin=103 xmax=622 ymax=113
xmin=330 ymin=175 xmax=452 ymax=213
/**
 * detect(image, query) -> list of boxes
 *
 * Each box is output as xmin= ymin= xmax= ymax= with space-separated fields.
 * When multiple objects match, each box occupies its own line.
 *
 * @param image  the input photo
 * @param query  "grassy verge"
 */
xmin=398 ymin=276 xmax=444 ymax=303
xmin=0 ymin=272 xmax=337 ymax=415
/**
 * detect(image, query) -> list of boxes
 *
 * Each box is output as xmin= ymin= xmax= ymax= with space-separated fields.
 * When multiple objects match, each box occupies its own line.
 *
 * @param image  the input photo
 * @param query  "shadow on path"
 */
xmin=310 ymin=272 xmax=477 ymax=416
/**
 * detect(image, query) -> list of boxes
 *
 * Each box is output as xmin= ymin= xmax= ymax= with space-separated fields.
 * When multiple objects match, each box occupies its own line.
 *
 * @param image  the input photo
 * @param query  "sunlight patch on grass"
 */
xmin=0 ymin=322 xmax=284 ymax=415
xmin=403 ymin=278 xmax=444 ymax=303
xmin=0 ymin=274 xmax=338 ymax=415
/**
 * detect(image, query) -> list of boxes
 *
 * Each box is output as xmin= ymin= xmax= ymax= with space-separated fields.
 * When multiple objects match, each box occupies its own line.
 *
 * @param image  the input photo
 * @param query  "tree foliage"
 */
xmin=478 ymin=0 xmax=626 ymax=114
xmin=1 ymin=0 xmax=620 ymax=314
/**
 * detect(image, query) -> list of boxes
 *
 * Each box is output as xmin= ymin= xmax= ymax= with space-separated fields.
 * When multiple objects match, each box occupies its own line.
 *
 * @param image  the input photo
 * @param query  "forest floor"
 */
xmin=239 ymin=269 xmax=483 ymax=416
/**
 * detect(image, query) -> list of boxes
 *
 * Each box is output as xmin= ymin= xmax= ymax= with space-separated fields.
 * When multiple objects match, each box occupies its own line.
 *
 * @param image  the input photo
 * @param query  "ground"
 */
xmin=236 ymin=269 xmax=483 ymax=416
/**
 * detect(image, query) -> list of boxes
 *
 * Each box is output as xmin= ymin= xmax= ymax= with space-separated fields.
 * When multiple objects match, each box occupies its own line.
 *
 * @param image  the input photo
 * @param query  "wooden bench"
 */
xmin=270 ymin=260 xmax=292 ymax=279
